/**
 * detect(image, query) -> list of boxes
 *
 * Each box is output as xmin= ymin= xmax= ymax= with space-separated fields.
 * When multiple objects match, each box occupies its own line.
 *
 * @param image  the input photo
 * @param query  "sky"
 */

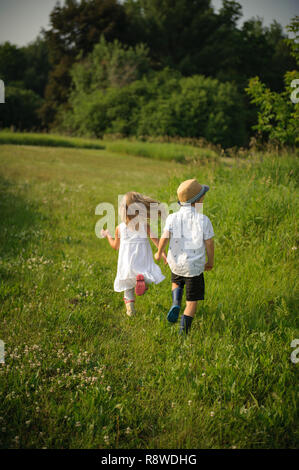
xmin=0 ymin=0 xmax=298 ymax=47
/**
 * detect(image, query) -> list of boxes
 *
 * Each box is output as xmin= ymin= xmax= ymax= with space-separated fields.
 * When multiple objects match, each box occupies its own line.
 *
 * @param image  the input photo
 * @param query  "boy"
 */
xmin=155 ymin=179 xmax=214 ymax=335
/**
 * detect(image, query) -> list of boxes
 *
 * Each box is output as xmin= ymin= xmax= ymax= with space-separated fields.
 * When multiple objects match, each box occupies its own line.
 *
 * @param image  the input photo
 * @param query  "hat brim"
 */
xmin=179 ymin=184 xmax=209 ymax=205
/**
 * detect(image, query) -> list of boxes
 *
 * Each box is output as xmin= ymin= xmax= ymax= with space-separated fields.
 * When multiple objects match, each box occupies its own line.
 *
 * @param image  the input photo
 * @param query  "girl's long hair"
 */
xmin=119 ymin=191 xmax=162 ymax=225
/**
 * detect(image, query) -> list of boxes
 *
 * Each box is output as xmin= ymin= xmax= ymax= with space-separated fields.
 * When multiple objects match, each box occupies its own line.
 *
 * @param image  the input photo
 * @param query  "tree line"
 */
xmin=0 ymin=0 xmax=297 ymax=147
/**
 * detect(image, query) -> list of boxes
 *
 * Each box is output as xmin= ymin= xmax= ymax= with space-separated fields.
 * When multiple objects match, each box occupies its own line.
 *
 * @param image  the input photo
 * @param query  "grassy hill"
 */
xmin=0 ymin=140 xmax=298 ymax=448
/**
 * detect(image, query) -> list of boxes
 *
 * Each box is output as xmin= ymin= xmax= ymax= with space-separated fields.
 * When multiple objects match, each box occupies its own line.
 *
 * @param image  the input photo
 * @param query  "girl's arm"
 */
xmin=101 ymin=226 xmax=120 ymax=250
xmin=147 ymin=224 xmax=168 ymax=264
xmin=204 ymin=237 xmax=214 ymax=270
xmin=146 ymin=223 xmax=159 ymax=248
xmin=154 ymin=230 xmax=170 ymax=262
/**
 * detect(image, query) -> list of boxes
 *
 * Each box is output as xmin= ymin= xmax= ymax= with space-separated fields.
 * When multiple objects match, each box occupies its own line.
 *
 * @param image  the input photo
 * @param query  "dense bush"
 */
xmin=61 ymin=44 xmax=247 ymax=148
xmin=137 ymin=74 xmax=247 ymax=147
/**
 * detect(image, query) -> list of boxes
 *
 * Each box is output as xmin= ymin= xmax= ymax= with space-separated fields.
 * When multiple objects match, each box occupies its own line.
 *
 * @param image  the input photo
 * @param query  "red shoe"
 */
xmin=135 ymin=274 xmax=146 ymax=296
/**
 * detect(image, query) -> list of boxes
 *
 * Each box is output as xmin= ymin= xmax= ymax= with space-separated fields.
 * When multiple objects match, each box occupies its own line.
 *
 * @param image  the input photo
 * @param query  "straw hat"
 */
xmin=177 ymin=178 xmax=209 ymax=204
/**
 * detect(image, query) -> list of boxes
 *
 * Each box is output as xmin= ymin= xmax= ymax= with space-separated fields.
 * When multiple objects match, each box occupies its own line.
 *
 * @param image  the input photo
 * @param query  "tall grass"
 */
xmin=0 ymin=131 xmax=220 ymax=163
xmin=104 ymin=139 xmax=219 ymax=163
xmin=0 ymin=143 xmax=298 ymax=449
xmin=0 ymin=131 xmax=105 ymax=150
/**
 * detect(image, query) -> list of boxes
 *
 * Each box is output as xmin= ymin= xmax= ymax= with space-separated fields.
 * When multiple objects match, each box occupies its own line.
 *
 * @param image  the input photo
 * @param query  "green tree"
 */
xmin=124 ymin=0 xmax=216 ymax=74
xmin=59 ymin=36 xmax=151 ymax=136
xmin=0 ymin=40 xmax=48 ymax=130
xmin=22 ymin=36 xmax=51 ymax=97
xmin=0 ymin=42 xmax=26 ymax=84
xmin=245 ymin=16 xmax=299 ymax=146
xmin=71 ymin=36 xmax=150 ymax=93
xmin=0 ymin=86 xmax=43 ymax=130
xmin=238 ymin=18 xmax=296 ymax=92
xmin=41 ymin=0 xmax=133 ymax=126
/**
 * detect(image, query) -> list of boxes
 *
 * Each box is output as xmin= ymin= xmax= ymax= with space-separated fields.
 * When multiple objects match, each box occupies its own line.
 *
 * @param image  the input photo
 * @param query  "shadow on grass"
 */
xmin=0 ymin=176 xmax=45 ymax=262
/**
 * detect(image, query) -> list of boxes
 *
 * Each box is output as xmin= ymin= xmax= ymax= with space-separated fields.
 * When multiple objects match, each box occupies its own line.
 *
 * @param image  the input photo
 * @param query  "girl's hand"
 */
xmin=101 ymin=229 xmax=110 ymax=238
xmin=204 ymin=262 xmax=213 ymax=271
xmin=154 ymin=252 xmax=161 ymax=261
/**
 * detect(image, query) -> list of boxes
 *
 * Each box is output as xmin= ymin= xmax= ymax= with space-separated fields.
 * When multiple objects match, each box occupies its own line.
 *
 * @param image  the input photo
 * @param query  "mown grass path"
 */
xmin=0 ymin=144 xmax=298 ymax=448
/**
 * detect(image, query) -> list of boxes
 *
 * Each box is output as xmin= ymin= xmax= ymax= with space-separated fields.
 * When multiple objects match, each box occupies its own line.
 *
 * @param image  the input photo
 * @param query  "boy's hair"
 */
xmin=120 ymin=191 xmax=160 ymax=225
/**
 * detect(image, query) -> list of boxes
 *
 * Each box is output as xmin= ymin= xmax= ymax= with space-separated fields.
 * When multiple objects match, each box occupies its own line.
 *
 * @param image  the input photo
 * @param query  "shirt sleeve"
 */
xmin=203 ymin=216 xmax=215 ymax=240
xmin=163 ymin=214 xmax=173 ymax=234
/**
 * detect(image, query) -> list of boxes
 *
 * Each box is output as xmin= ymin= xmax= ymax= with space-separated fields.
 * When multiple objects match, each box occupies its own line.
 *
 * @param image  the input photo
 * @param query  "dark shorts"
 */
xmin=171 ymin=271 xmax=205 ymax=302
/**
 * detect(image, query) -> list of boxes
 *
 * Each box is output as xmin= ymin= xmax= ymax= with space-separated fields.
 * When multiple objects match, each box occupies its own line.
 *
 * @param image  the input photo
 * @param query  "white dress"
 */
xmin=114 ymin=222 xmax=165 ymax=292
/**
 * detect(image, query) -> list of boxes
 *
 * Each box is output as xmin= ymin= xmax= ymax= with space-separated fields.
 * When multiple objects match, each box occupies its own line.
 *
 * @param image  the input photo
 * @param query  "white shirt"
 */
xmin=163 ymin=205 xmax=214 ymax=277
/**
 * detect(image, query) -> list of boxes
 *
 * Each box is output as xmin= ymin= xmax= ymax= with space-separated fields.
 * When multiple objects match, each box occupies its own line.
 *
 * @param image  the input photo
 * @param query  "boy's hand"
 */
xmin=204 ymin=262 xmax=213 ymax=271
xmin=162 ymin=253 xmax=168 ymax=265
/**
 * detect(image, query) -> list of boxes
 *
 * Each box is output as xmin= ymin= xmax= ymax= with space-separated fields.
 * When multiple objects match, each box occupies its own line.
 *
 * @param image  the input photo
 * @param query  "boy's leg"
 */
xmin=179 ymin=274 xmax=204 ymax=335
xmin=184 ymin=301 xmax=197 ymax=317
xmin=167 ymin=276 xmax=184 ymax=323
xmin=179 ymin=301 xmax=197 ymax=335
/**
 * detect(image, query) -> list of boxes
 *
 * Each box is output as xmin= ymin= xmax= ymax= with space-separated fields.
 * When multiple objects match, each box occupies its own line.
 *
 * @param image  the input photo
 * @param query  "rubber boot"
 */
xmin=179 ymin=314 xmax=193 ymax=335
xmin=167 ymin=286 xmax=184 ymax=323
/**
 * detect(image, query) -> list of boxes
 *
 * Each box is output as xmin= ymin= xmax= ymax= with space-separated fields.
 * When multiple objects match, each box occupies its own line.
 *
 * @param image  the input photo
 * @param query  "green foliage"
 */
xmin=41 ymin=0 xmax=131 ymax=124
xmin=246 ymin=73 xmax=299 ymax=146
xmin=0 ymin=87 xmax=43 ymax=131
xmin=137 ymin=74 xmax=246 ymax=146
xmin=285 ymin=16 xmax=299 ymax=64
xmin=0 ymin=42 xmax=26 ymax=83
xmin=0 ymin=39 xmax=50 ymax=131
xmin=21 ymin=36 xmax=51 ymax=97
xmin=0 ymin=2 xmax=296 ymax=143
xmin=62 ymin=54 xmax=247 ymax=147
xmin=0 ymin=38 xmax=50 ymax=98
xmin=124 ymin=0 xmax=214 ymax=73
xmin=71 ymin=36 xmax=150 ymax=93
xmin=39 ymin=0 xmax=295 ymax=128
xmin=245 ymin=16 xmax=299 ymax=146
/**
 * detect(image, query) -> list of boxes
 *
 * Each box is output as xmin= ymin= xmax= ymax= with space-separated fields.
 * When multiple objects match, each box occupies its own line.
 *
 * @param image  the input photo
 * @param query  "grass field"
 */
xmin=0 ymin=131 xmax=219 ymax=163
xmin=0 ymin=140 xmax=298 ymax=449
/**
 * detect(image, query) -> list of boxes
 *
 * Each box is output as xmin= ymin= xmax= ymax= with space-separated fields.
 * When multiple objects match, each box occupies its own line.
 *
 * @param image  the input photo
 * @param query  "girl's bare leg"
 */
xmin=124 ymin=288 xmax=135 ymax=316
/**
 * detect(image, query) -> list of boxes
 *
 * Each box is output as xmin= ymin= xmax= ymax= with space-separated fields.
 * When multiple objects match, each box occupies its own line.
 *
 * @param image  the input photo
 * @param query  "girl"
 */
xmin=101 ymin=192 xmax=167 ymax=316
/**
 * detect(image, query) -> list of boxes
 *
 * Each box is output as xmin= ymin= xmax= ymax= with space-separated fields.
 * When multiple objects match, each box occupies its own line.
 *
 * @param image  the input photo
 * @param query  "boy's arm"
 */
xmin=147 ymin=224 xmax=168 ymax=264
xmin=101 ymin=226 xmax=120 ymax=250
xmin=204 ymin=237 xmax=214 ymax=270
xmin=154 ymin=230 xmax=170 ymax=262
